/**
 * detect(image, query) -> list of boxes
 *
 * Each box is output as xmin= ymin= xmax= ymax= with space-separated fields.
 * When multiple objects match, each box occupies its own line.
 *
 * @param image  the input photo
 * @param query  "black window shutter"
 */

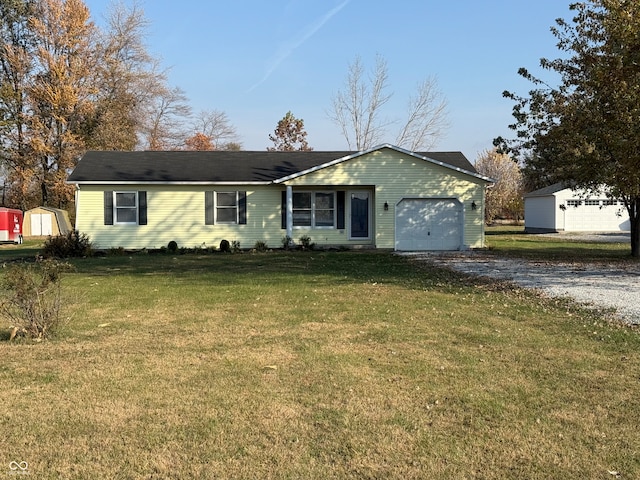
xmin=281 ymin=190 xmax=287 ymax=229
xmin=104 ymin=191 xmax=113 ymax=225
xmin=138 ymin=191 xmax=147 ymax=225
xmin=205 ymin=191 xmax=215 ymax=225
xmin=238 ymin=191 xmax=247 ymax=224
xmin=337 ymin=191 xmax=345 ymax=230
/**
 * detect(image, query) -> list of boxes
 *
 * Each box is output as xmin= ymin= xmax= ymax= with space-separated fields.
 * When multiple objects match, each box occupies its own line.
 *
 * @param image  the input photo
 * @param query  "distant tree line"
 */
xmin=0 ymin=0 xmax=240 ymax=210
xmin=1 ymin=1 xmax=451 ymax=212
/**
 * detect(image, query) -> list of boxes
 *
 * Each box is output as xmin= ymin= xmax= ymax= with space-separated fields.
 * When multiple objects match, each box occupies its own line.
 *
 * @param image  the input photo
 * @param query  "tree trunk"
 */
xmin=630 ymin=198 xmax=639 ymax=258
xmin=41 ymin=180 xmax=48 ymax=207
xmin=631 ymin=215 xmax=639 ymax=258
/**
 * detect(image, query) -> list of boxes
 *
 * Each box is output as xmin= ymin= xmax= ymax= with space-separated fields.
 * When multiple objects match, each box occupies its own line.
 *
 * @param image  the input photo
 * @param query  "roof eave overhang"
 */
xmin=67 ymin=181 xmax=273 ymax=186
xmin=272 ymin=143 xmax=495 ymax=184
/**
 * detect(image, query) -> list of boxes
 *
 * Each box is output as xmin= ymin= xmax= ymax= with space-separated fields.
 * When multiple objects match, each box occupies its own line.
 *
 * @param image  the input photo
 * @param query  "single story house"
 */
xmin=67 ymin=144 xmax=493 ymax=251
xmin=23 ymin=206 xmax=72 ymax=237
xmin=524 ymin=183 xmax=630 ymax=233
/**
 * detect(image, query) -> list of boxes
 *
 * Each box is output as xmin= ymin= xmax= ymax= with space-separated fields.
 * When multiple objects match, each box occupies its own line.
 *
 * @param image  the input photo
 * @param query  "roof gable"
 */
xmin=67 ymin=144 xmax=488 ymax=184
xmin=274 ymin=144 xmax=491 ymax=184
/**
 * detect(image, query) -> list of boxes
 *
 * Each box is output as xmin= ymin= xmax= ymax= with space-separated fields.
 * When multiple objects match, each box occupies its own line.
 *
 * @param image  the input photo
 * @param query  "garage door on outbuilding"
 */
xmin=524 ymin=183 xmax=630 ymax=233
xmin=23 ymin=207 xmax=72 ymax=237
xmin=395 ymin=198 xmax=463 ymax=251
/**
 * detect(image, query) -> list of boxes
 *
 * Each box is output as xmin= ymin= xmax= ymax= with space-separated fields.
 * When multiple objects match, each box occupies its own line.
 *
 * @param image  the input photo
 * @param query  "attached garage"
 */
xmin=395 ymin=198 xmax=463 ymax=251
xmin=23 ymin=207 xmax=73 ymax=238
xmin=68 ymin=145 xmax=493 ymax=250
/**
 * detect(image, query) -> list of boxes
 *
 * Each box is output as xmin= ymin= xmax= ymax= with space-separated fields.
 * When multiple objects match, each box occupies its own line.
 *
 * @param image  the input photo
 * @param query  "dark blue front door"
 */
xmin=350 ymin=192 xmax=369 ymax=238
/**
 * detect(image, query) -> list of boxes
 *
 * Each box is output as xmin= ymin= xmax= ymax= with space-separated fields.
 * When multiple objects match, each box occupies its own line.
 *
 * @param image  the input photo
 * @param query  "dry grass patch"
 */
xmin=0 ymin=251 xmax=638 ymax=479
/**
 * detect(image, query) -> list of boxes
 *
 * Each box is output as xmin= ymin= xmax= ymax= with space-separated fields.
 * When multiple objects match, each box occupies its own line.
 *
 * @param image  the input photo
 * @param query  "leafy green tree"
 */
xmin=267 ymin=111 xmax=312 ymax=151
xmin=497 ymin=0 xmax=640 ymax=256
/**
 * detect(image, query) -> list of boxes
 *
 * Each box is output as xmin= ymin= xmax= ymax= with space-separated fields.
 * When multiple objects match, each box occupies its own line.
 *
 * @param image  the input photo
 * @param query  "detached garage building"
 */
xmin=23 ymin=207 xmax=72 ymax=237
xmin=524 ymin=183 xmax=630 ymax=233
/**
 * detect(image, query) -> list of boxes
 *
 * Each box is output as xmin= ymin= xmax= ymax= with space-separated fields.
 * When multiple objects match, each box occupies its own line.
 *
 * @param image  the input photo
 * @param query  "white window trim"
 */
xmin=114 ymin=191 xmax=139 ymax=225
xmin=293 ymin=191 xmax=336 ymax=229
xmin=215 ymin=191 xmax=240 ymax=224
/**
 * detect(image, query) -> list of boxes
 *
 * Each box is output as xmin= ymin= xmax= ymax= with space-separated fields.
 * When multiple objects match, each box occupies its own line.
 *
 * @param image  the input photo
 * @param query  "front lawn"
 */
xmin=0 ymin=250 xmax=638 ymax=479
xmin=485 ymin=225 xmax=633 ymax=261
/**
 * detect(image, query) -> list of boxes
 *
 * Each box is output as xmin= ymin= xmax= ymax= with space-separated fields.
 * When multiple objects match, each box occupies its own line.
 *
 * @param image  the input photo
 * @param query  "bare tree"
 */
xmin=329 ymin=54 xmax=448 ymax=151
xmin=190 ymin=109 xmax=241 ymax=150
xmin=89 ymin=0 xmax=162 ymax=151
xmin=474 ymin=148 xmax=524 ymax=223
xmin=329 ymin=55 xmax=391 ymax=150
xmin=142 ymin=85 xmax=191 ymax=150
xmin=395 ymin=77 xmax=449 ymax=151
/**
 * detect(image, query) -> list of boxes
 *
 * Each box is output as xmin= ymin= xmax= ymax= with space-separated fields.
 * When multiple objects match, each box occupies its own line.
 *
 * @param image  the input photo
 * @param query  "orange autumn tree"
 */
xmin=267 ymin=111 xmax=312 ymax=151
xmin=184 ymin=132 xmax=214 ymax=151
xmin=26 ymin=0 xmax=95 ymax=208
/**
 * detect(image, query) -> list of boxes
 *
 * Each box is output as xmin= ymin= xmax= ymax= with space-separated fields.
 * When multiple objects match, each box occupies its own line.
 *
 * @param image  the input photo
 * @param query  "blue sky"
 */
xmin=84 ymin=0 xmax=572 ymax=161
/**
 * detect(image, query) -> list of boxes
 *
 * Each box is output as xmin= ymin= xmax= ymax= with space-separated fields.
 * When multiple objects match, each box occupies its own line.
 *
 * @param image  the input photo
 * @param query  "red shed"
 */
xmin=0 ymin=208 xmax=23 ymax=244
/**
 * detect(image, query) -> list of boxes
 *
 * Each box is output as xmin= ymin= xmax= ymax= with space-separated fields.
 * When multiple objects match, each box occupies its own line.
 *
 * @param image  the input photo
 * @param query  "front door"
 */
xmin=350 ymin=192 xmax=370 ymax=239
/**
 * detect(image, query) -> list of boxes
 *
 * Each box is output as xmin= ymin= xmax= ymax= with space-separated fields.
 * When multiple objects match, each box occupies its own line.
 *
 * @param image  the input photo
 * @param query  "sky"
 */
xmin=82 ymin=0 xmax=573 ymax=162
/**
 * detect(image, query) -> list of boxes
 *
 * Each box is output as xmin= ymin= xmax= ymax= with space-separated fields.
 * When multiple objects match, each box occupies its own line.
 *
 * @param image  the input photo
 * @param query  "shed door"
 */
xmin=31 ymin=213 xmax=53 ymax=236
xmin=395 ymin=199 xmax=462 ymax=251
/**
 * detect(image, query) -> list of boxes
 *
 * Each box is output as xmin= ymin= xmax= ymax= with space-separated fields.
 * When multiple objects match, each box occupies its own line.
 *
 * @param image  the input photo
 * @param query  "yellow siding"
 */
xmin=76 ymin=185 xmax=287 ymax=250
xmin=285 ymin=149 xmax=487 ymax=248
xmin=75 ymin=148 xmax=488 ymax=250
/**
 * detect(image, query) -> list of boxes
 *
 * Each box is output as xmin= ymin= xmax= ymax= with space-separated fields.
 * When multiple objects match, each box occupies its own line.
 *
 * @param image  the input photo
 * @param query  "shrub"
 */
xmin=219 ymin=239 xmax=231 ymax=253
xmin=167 ymin=240 xmax=178 ymax=252
xmin=0 ymin=259 xmax=73 ymax=340
xmin=299 ymin=235 xmax=315 ymax=250
xmin=231 ymin=240 xmax=241 ymax=253
xmin=281 ymin=235 xmax=293 ymax=250
xmin=41 ymin=230 xmax=92 ymax=258
xmin=108 ymin=247 xmax=126 ymax=256
xmin=253 ymin=240 xmax=268 ymax=252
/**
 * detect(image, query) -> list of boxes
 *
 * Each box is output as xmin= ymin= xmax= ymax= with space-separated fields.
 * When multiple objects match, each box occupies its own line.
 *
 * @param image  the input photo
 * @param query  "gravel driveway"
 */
xmin=404 ymin=250 xmax=640 ymax=325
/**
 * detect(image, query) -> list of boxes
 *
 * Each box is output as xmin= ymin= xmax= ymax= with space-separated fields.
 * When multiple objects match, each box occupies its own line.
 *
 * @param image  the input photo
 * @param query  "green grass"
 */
xmin=485 ymin=225 xmax=634 ymax=261
xmin=0 ymin=239 xmax=43 ymax=261
xmin=0 ymin=249 xmax=639 ymax=479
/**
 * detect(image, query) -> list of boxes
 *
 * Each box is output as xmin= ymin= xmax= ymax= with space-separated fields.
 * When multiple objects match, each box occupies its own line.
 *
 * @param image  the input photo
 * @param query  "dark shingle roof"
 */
xmin=67 ymin=147 xmax=479 ymax=184
xmin=524 ymin=182 xmax=568 ymax=197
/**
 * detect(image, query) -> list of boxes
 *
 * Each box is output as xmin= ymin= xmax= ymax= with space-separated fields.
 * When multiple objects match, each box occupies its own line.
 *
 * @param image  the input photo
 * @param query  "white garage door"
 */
xmin=30 ymin=213 xmax=53 ymax=236
xmin=395 ymin=198 xmax=463 ymax=251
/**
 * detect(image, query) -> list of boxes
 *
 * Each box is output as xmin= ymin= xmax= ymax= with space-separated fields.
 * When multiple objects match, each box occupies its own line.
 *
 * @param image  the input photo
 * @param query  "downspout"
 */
xmin=286 ymin=185 xmax=293 ymax=243
xmin=74 ymin=184 xmax=80 ymax=230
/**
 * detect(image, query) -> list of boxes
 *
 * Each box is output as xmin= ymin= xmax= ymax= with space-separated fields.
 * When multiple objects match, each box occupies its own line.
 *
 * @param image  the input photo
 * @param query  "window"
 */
xmin=104 ymin=191 xmax=147 ymax=225
xmin=584 ymin=199 xmax=600 ymax=206
xmin=205 ymin=191 xmax=247 ymax=225
xmin=567 ymin=200 xmax=581 ymax=207
xmin=292 ymin=191 xmax=335 ymax=228
xmin=216 ymin=192 xmax=240 ymax=223
xmin=115 ymin=192 xmax=138 ymax=223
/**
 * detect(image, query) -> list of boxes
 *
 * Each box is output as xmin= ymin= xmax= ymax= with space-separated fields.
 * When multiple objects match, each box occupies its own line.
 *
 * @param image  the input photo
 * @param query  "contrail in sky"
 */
xmin=248 ymin=0 xmax=350 ymax=92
